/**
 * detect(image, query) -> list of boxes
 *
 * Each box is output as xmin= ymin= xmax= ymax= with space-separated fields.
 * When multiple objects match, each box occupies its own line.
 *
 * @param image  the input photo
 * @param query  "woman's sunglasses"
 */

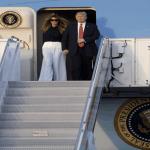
xmin=50 ymin=19 xmax=59 ymax=22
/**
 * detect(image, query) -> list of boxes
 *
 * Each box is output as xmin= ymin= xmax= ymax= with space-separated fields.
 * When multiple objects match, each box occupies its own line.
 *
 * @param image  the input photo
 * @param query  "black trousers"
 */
xmin=66 ymin=47 xmax=93 ymax=80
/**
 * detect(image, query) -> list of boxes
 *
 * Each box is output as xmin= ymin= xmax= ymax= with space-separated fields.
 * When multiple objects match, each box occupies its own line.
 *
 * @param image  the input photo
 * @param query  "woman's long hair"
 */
xmin=42 ymin=13 xmax=69 ymax=33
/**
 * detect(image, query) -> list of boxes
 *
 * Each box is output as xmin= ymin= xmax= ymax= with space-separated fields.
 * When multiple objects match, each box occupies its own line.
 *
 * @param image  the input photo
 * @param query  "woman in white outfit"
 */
xmin=39 ymin=13 xmax=68 ymax=81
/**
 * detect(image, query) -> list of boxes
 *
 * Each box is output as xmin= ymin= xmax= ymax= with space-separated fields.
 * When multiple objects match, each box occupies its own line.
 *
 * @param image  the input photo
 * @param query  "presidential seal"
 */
xmin=0 ymin=11 xmax=22 ymax=28
xmin=114 ymin=98 xmax=150 ymax=149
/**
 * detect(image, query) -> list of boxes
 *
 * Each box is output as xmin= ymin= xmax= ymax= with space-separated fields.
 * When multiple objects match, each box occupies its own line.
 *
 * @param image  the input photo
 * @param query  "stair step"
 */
xmin=0 ymin=113 xmax=82 ymax=121
xmin=0 ymin=121 xmax=80 ymax=129
xmin=4 ymin=96 xmax=86 ymax=105
xmin=0 ymin=81 xmax=88 ymax=149
xmin=0 ymin=128 xmax=78 ymax=138
xmin=2 ymin=104 xmax=84 ymax=112
xmin=8 ymin=81 xmax=90 ymax=88
xmin=0 ymin=138 xmax=75 ymax=146
xmin=0 ymin=146 xmax=74 ymax=150
xmin=6 ymin=88 xmax=88 ymax=96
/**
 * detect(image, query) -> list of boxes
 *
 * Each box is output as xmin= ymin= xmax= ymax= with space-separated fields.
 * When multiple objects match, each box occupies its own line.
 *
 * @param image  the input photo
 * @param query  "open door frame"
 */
xmin=37 ymin=7 xmax=96 ymax=78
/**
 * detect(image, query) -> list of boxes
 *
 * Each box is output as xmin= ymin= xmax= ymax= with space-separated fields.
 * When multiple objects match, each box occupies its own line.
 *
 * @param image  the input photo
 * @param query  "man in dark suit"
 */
xmin=62 ymin=11 xmax=100 ymax=80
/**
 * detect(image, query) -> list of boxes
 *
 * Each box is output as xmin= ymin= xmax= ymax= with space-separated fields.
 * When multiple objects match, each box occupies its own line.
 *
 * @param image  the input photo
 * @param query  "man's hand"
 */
xmin=78 ymin=38 xmax=85 ymax=44
xmin=63 ymin=49 xmax=69 ymax=55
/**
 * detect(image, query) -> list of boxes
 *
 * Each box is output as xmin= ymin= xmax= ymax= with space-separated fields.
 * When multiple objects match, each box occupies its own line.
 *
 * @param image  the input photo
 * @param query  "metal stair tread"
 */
xmin=0 ymin=146 xmax=74 ymax=150
xmin=8 ymin=81 xmax=90 ymax=88
xmin=2 ymin=104 xmax=84 ymax=112
xmin=0 ymin=147 xmax=74 ymax=150
xmin=4 ymin=96 xmax=87 ymax=105
xmin=0 ymin=121 xmax=80 ymax=129
xmin=6 ymin=87 xmax=88 ymax=96
xmin=6 ymin=87 xmax=89 ymax=90
xmin=0 ymin=128 xmax=78 ymax=138
xmin=0 ymin=112 xmax=82 ymax=121
xmin=0 ymin=137 xmax=76 ymax=146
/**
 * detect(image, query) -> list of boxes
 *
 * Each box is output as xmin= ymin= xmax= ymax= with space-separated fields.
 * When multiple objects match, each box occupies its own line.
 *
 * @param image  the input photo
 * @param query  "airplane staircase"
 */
xmin=0 ymin=81 xmax=89 ymax=150
xmin=0 ymin=38 xmax=110 ymax=150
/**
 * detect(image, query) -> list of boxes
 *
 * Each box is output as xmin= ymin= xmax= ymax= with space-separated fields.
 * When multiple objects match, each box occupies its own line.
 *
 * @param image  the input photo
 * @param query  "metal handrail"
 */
xmin=0 ymin=37 xmax=20 ymax=69
xmin=75 ymin=38 xmax=110 ymax=150
xmin=0 ymin=39 xmax=11 ymax=68
xmin=0 ymin=36 xmax=20 ymax=81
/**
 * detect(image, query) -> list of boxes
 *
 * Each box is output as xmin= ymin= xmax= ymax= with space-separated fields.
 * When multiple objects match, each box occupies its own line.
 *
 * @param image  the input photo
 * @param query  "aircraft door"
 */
xmin=37 ymin=7 xmax=96 ymax=79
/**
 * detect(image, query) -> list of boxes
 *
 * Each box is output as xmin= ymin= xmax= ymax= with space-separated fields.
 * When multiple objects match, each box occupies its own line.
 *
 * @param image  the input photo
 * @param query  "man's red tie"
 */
xmin=78 ymin=23 xmax=84 ymax=48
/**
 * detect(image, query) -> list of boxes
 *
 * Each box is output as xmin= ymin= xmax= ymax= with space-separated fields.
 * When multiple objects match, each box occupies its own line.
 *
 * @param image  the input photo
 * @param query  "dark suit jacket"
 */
xmin=62 ymin=22 xmax=100 ymax=56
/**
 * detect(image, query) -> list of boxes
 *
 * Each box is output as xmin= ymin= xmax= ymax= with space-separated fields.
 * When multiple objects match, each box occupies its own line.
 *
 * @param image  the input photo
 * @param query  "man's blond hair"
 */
xmin=75 ymin=11 xmax=87 ymax=17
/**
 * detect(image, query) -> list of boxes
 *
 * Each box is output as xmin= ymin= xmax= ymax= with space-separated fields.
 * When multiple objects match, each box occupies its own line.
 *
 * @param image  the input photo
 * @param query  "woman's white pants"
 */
xmin=39 ymin=42 xmax=67 ymax=81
